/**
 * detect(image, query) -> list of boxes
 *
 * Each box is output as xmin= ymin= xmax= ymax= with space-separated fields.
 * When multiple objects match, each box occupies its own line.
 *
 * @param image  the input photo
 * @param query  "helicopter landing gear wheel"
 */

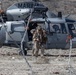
xmin=19 ymin=42 xmax=27 ymax=55
xmin=19 ymin=50 xmax=27 ymax=55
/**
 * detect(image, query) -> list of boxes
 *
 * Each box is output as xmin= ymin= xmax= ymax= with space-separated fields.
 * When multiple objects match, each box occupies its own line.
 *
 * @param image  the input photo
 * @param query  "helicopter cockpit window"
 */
xmin=49 ymin=24 xmax=61 ymax=33
xmin=52 ymin=25 xmax=60 ymax=33
xmin=68 ymin=24 xmax=75 ymax=30
xmin=68 ymin=24 xmax=76 ymax=37
xmin=60 ymin=23 xmax=67 ymax=34
xmin=49 ymin=23 xmax=67 ymax=34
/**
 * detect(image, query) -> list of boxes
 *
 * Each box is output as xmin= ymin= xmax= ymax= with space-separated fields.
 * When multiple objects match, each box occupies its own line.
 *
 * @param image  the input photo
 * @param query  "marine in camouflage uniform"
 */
xmin=32 ymin=26 xmax=43 ymax=57
xmin=40 ymin=29 xmax=47 ymax=57
xmin=32 ymin=26 xmax=47 ymax=57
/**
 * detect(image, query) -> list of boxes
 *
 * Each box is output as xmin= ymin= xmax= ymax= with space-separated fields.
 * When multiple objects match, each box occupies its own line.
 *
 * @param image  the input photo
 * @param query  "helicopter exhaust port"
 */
xmin=58 ymin=12 xmax=62 ymax=18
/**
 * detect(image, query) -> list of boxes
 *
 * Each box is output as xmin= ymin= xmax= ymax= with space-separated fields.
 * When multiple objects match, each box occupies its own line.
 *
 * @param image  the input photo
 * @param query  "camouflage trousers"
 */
xmin=32 ymin=41 xmax=45 ymax=57
xmin=40 ymin=44 xmax=46 ymax=57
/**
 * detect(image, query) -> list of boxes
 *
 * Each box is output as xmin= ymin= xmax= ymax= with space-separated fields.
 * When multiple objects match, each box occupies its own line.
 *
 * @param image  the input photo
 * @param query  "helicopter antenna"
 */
xmin=65 ymin=14 xmax=71 ymax=18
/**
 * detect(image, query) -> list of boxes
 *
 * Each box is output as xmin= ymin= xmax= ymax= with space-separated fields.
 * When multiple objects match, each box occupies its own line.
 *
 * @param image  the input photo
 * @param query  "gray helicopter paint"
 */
xmin=6 ymin=8 xmax=31 ymax=21
xmin=6 ymin=10 xmax=57 ymax=21
xmin=4 ymin=21 xmax=28 ymax=45
xmin=0 ymin=18 xmax=76 ymax=49
xmin=44 ymin=18 xmax=69 ymax=49
xmin=6 ymin=1 xmax=56 ymax=21
xmin=44 ymin=18 xmax=76 ymax=49
xmin=0 ymin=24 xmax=6 ymax=47
xmin=1 ymin=1 xmax=76 ymax=49
xmin=31 ymin=18 xmax=65 ymax=23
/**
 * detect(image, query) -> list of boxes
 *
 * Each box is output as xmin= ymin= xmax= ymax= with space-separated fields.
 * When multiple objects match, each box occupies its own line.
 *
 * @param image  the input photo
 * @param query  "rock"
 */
xmin=12 ymin=57 xmax=15 ymax=60
xmin=53 ymin=72 xmax=60 ymax=74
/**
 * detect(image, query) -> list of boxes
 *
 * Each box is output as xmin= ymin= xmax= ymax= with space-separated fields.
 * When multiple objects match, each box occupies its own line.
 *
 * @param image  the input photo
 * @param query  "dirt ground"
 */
xmin=0 ymin=46 xmax=76 ymax=75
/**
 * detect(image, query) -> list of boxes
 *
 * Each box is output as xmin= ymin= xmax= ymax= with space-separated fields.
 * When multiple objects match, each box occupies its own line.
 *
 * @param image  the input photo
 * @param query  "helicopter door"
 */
xmin=27 ymin=22 xmax=38 ymax=41
xmin=46 ymin=23 xmax=59 ymax=48
xmin=47 ymin=23 xmax=68 ymax=49
xmin=55 ymin=23 xmax=68 ymax=48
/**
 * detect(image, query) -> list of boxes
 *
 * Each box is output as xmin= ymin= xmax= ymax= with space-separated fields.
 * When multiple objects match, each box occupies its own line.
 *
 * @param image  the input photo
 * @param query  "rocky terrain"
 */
xmin=0 ymin=0 xmax=76 ymax=75
xmin=0 ymin=46 xmax=76 ymax=75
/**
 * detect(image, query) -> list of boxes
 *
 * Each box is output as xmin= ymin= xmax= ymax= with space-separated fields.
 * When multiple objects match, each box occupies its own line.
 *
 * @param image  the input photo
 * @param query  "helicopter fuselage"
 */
xmin=0 ymin=1 xmax=76 ymax=49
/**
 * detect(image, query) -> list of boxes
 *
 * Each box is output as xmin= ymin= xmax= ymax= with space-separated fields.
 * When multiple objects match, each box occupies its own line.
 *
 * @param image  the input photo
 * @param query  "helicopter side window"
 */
xmin=68 ymin=24 xmax=75 ymax=30
xmin=68 ymin=24 xmax=76 ymax=37
xmin=52 ymin=25 xmax=61 ymax=33
xmin=0 ymin=19 xmax=2 ymax=22
xmin=0 ymin=26 xmax=1 ymax=30
xmin=60 ymin=23 xmax=67 ymax=34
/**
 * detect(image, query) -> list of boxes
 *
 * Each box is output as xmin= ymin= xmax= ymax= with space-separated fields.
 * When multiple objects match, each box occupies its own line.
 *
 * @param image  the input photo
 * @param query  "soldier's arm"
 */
xmin=33 ymin=33 xmax=36 ymax=39
xmin=33 ymin=32 xmax=37 ymax=41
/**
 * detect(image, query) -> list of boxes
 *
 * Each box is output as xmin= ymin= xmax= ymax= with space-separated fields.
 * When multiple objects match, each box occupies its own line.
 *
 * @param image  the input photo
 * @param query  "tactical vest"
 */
xmin=33 ymin=32 xmax=42 ymax=42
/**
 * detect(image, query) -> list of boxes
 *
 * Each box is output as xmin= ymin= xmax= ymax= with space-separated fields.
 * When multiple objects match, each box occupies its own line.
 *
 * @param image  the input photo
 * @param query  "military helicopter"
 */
xmin=0 ymin=0 xmax=76 ymax=54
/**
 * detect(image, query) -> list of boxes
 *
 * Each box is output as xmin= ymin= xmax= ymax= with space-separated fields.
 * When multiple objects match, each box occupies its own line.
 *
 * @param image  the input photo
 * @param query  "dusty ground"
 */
xmin=0 ymin=46 xmax=76 ymax=75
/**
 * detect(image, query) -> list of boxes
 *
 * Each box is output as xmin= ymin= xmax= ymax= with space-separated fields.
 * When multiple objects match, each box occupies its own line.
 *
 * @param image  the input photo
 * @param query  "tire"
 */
xmin=19 ymin=50 xmax=27 ymax=55
xmin=20 ymin=42 xmax=27 ymax=55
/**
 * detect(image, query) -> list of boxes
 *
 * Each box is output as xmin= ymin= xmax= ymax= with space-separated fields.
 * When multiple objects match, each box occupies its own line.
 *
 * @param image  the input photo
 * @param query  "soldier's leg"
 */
xmin=32 ymin=47 xmax=35 ymax=56
xmin=35 ymin=49 xmax=39 ymax=57
xmin=40 ymin=44 xmax=45 ymax=57
xmin=34 ymin=42 xmax=39 ymax=57
xmin=32 ymin=42 xmax=35 ymax=56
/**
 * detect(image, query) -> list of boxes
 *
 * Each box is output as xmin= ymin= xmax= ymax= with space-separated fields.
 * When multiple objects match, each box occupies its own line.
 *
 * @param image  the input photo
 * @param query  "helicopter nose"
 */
xmin=0 ymin=25 xmax=6 ymax=47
